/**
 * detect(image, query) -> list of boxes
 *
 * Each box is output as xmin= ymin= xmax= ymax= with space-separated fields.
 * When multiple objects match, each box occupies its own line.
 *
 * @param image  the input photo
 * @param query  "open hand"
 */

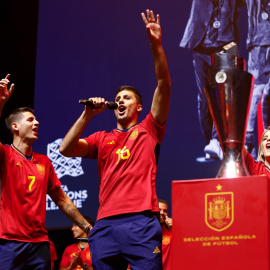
xmin=141 ymin=10 xmax=162 ymax=44
xmin=0 ymin=74 xmax=14 ymax=103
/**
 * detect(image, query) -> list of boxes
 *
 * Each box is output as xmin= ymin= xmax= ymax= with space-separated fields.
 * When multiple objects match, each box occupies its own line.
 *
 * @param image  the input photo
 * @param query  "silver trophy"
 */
xmin=204 ymin=46 xmax=254 ymax=178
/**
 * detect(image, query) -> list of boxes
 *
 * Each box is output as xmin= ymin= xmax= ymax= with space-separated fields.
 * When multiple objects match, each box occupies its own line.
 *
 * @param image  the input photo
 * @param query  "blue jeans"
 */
xmin=246 ymin=46 xmax=270 ymax=148
xmin=193 ymin=51 xmax=218 ymax=144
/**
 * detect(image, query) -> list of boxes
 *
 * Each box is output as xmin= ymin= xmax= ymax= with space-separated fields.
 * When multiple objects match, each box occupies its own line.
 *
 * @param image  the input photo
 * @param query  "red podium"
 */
xmin=172 ymin=176 xmax=270 ymax=270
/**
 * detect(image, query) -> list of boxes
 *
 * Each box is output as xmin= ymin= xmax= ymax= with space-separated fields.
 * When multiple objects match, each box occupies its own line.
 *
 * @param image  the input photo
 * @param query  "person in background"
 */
xmin=158 ymin=199 xmax=172 ymax=270
xmin=59 ymin=216 xmax=95 ymax=270
xmin=244 ymin=0 xmax=270 ymax=159
xmin=0 ymin=74 xmax=92 ymax=270
xmin=244 ymin=126 xmax=270 ymax=176
xmin=180 ymin=0 xmax=244 ymax=161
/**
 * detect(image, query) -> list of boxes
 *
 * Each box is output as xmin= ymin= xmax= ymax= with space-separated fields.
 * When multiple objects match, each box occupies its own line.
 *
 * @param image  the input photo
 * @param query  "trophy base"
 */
xmin=216 ymin=142 xmax=249 ymax=178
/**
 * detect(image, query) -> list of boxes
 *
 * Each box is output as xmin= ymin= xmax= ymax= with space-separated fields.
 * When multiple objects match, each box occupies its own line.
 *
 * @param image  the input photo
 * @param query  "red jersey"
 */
xmin=59 ymin=243 xmax=92 ymax=270
xmin=0 ymin=144 xmax=61 ymax=242
xmin=84 ymin=112 xmax=166 ymax=220
xmin=162 ymin=225 xmax=172 ymax=270
xmin=245 ymin=151 xmax=270 ymax=176
xmin=49 ymin=240 xmax=57 ymax=261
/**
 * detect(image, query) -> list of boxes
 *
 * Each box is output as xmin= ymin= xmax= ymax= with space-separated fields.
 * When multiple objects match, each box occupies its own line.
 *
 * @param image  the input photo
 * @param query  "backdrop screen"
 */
xmin=34 ymin=0 xmax=249 ymax=228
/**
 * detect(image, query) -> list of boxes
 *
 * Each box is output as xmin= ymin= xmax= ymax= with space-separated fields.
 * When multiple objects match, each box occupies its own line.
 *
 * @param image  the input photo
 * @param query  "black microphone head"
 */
xmin=107 ymin=102 xmax=118 ymax=110
xmin=77 ymin=237 xmax=89 ymax=242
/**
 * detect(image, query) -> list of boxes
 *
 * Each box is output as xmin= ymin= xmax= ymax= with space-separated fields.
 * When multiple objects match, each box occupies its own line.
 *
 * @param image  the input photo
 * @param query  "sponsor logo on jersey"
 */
xmin=107 ymin=140 xmax=115 ymax=145
xmin=70 ymin=252 xmax=77 ymax=258
xmin=153 ymin=246 xmax=161 ymax=253
xmin=16 ymin=161 xmax=23 ymax=167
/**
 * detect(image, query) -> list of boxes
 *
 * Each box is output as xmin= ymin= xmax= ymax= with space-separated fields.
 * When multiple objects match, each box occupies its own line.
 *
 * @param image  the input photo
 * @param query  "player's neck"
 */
xmin=117 ymin=119 xmax=137 ymax=130
xmin=12 ymin=138 xmax=33 ymax=156
xmin=79 ymin=241 xmax=88 ymax=249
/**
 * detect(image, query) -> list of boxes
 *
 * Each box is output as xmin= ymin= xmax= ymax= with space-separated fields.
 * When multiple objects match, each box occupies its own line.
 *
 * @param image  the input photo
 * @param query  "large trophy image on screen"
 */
xmin=204 ymin=44 xmax=254 ymax=178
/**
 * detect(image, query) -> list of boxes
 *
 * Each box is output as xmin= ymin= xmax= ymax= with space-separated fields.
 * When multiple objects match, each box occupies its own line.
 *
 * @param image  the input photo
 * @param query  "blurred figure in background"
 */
xmin=244 ymin=0 xmax=270 ymax=159
xmin=158 ymin=199 xmax=172 ymax=270
xmin=59 ymin=216 xmax=95 ymax=270
xmin=180 ymin=0 xmax=244 ymax=161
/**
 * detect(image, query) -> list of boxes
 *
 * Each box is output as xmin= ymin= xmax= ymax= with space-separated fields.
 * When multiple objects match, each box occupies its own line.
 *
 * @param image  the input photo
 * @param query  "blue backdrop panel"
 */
xmin=34 ymin=0 xmax=246 ymax=228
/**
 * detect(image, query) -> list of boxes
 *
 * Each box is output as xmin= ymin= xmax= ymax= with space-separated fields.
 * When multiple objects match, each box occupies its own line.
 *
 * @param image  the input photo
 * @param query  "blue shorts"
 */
xmin=0 ymin=239 xmax=50 ymax=270
xmin=89 ymin=211 xmax=162 ymax=270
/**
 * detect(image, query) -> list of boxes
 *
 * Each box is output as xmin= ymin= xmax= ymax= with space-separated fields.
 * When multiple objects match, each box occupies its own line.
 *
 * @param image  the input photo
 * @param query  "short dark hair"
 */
xmin=84 ymin=216 xmax=95 ymax=227
xmin=158 ymin=199 xmax=168 ymax=207
xmin=116 ymin=85 xmax=143 ymax=105
xmin=5 ymin=107 xmax=35 ymax=135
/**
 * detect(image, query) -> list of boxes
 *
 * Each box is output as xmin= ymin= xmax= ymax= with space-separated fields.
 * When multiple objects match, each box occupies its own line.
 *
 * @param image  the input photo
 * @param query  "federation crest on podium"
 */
xmin=205 ymin=192 xmax=234 ymax=232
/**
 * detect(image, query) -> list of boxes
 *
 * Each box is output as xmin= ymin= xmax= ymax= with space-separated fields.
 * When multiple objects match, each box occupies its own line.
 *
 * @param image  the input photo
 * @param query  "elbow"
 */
xmin=59 ymin=143 xmax=85 ymax=158
xmin=59 ymin=144 xmax=66 ymax=156
xmin=59 ymin=144 xmax=72 ymax=157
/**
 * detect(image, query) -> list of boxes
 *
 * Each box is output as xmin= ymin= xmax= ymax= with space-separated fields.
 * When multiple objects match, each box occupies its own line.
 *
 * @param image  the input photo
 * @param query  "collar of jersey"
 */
xmin=78 ymin=243 xmax=89 ymax=251
xmin=11 ymin=144 xmax=33 ymax=160
xmin=116 ymin=124 xmax=138 ymax=133
xmin=265 ymin=164 xmax=270 ymax=173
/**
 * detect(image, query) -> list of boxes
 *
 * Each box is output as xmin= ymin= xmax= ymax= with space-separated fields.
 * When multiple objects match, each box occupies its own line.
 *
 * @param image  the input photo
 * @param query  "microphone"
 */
xmin=77 ymin=238 xmax=89 ymax=242
xmin=79 ymin=99 xmax=118 ymax=110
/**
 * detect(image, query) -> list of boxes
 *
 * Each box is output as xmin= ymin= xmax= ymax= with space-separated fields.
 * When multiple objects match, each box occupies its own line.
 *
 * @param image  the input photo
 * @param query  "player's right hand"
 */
xmin=0 ymin=74 xmax=14 ymax=103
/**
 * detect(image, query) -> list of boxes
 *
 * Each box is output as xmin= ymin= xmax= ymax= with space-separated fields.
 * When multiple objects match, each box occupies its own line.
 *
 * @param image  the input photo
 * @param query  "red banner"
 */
xmin=172 ymin=176 xmax=270 ymax=269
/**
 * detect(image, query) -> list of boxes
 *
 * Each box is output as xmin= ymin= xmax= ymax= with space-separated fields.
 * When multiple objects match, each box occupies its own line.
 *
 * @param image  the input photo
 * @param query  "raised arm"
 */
xmin=0 ymin=74 xmax=15 ymax=118
xmin=141 ymin=10 xmax=171 ymax=125
xmin=59 ymin=97 xmax=107 ymax=157
xmin=0 ymin=74 xmax=14 ymax=199
xmin=49 ymin=186 xmax=92 ymax=233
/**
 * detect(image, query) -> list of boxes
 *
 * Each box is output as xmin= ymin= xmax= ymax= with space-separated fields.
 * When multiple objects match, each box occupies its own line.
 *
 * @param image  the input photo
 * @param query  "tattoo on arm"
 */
xmin=49 ymin=187 xmax=88 ymax=229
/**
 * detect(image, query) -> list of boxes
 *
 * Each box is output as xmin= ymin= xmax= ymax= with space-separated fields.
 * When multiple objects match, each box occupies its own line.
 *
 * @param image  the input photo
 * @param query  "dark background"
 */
xmin=0 ymin=0 xmax=249 ymax=268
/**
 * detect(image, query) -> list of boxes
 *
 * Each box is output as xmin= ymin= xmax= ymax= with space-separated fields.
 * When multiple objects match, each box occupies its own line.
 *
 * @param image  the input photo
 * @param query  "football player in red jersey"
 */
xmin=60 ymin=9 xmax=171 ymax=270
xmin=0 ymin=74 xmax=92 ymax=270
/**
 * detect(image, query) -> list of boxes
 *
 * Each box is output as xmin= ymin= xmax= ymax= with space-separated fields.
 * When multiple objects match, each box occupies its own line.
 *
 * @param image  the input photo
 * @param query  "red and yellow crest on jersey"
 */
xmin=129 ymin=128 xmax=138 ymax=140
xmin=162 ymin=235 xmax=171 ymax=245
xmin=86 ymin=251 xmax=91 ymax=261
xmin=36 ymin=163 xmax=46 ymax=176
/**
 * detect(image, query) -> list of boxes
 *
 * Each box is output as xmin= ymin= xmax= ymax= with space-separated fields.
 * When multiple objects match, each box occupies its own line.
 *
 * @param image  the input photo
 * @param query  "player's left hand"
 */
xmin=141 ymin=9 xmax=161 ymax=44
